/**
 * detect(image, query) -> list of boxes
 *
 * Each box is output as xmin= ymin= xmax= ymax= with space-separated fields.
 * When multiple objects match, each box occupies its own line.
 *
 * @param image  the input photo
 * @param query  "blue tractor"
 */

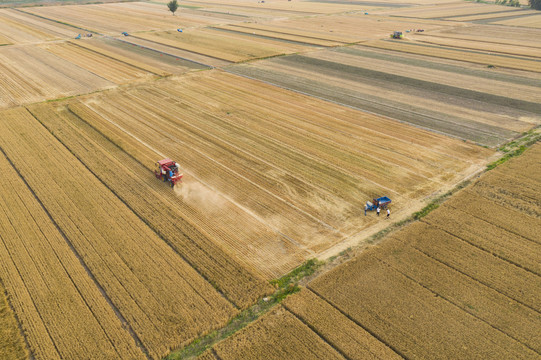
xmin=365 ymin=196 xmax=391 ymax=211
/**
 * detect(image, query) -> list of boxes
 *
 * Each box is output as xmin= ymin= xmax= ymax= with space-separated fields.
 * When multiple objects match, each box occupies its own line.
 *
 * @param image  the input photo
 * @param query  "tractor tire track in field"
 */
xmin=0 ymin=116 xmax=152 ymax=360
xmin=86 ymin=95 xmax=339 ymax=233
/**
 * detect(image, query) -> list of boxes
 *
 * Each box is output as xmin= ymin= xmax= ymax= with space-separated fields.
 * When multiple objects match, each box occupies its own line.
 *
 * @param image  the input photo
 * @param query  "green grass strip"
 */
xmin=166 ymin=259 xmax=323 ymax=360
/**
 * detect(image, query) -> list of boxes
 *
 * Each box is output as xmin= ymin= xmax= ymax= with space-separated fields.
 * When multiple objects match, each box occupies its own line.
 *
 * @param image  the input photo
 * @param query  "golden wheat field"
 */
xmin=0 ymin=0 xmax=539 ymax=358
xmin=206 ymin=143 xmax=541 ymax=359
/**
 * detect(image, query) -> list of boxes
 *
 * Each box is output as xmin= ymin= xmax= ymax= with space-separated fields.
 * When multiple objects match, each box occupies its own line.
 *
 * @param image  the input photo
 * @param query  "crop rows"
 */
xmin=494 ymin=13 xmax=541 ymax=28
xmin=211 ymin=306 xmax=345 ymax=359
xmin=413 ymin=34 xmax=541 ymax=58
xmin=372 ymin=225 xmax=541 ymax=353
xmin=0 ymin=45 xmax=112 ymax=109
xmin=362 ymin=40 xmax=541 ymax=73
xmin=423 ymin=205 xmax=541 ymax=275
xmin=310 ymin=251 xmax=539 ymax=359
xmin=28 ymin=101 xmax=274 ymax=303
xmin=283 ymin=289 xmax=401 ymax=359
xmin=0 ymin=107 xmax=237 ymax=359
xmin=0 ymin=147 xmax=145 ymax=359
xmin=217 ymin=145 xmax=541 ymax=358
xmin=227 ymin=59 xmax=532 ymax=146
xmin=0 ymin=278 xmax=26 ymax=359
xmin=24 ymin=2 xmax=229 ymax=35
xmin=134 ymin=28 xmax=294 ymax=62
xmin=69 ymin=40 xmax=170 ymax=76
xmin=44 ymin=42 xmax=152 ymax=84
xmin=64 ymin=71 xmax=492 ymax=276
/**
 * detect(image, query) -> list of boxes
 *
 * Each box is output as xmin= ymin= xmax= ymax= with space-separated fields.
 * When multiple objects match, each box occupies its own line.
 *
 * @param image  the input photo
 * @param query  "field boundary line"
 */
xmin=283 ymin=305 xmax=352 ymax=360
xmin=129 ymin=34 xmax=232 ymax=64
xmin=12 ymin=184 xmax=128 ymax=360
xmin=13 ymin=8 xmax=101 ymax=35
xmin=307 ymin=286 xmax=408 ymax=359
xmin=411 ymin=243 xmax=541 ymax=315
xmin=0 ymin=271 xmax=34 ymax=360
xmin=413 ymin=37 xmax=541 ymax=59
xmin=224 ymin=68 xmax=509 ymax=147
xmin=445 ymin=202 xmax=541 ymax=245
xmin=4 ymin=109 xmax=153 ymax=360
xmin=422 ymin=217 xmax=541 ymax=277
xmin=108 ymin=36 xmax=214 ymax=69
xmin=373 ymin=251 xmax=541 ymax=355
xmin=32 ymin=105 xmax=240 ymax=310
xmin=68 ymin=40 xmax=164 ymax=76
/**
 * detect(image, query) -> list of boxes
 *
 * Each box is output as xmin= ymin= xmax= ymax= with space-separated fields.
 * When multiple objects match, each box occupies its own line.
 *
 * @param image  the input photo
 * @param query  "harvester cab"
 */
xmin=155 ymin=158 xmax=183 ymax=188
xmin=390 ymin=31 xmax=403 ymax=39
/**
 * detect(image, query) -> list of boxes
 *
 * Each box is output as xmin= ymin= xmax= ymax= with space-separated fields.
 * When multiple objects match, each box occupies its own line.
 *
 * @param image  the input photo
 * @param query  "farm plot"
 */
xmin=0 ymin=10 xmax=56 ymax=44
xmin=361 ymin=39 xmax=541 ymax=73
xmin=76 ymin=37 xmax=209 ymax=75
xmin=133 ymin=28 xmax=301 ymax=62
xmin=494 ymin=13 xmax=541 ymax=28
xmin=215 ymin=13 xmax=447 ymax=45
xmin=65 ymin=70 xmax=492 ymax=277
xmin=0 ymin=282 xmax=26 ymax=360
xmin=211 ymin=306 xmax=344 ymax=360
xmin=27 ymin=101 xmax=275 ymax=302
xmin=23 ymin=2 xmax=237 ymax=35
xmin=282 ymin=289 xmax=401 ymax=359
xmin=0 ymin=45 xmax=113 ymax=109
xmin=411 ymin=33 xmax=541 ymax=59
xmin=424 ymin=24 xmax=541 ymax=49
xmin=228 ymin=49 xmax=540 ymax=146
xmin=309 ymin=246 xmax=540 ymax=359
xmin=42 ymin=41 xmax=155 ymax=84
xmin=178 ymin=0 xmax=367 ymax=16
xmin=378 ymin=2 xmax=520 ymax=19
xmin=0 ymin=107 xmax=238 ymax=359
xmin=0 ymin=9 xmax=76 ymax=44
xmin=0 ymin=141 xmax=145 ymax=360
xmin=302 ymin=144 xmax=541 ymax=358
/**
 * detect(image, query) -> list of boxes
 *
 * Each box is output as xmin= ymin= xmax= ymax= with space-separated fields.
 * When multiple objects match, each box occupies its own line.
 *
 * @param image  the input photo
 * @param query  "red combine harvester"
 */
xmin=154 ymin=158 xmax=183 ymax=188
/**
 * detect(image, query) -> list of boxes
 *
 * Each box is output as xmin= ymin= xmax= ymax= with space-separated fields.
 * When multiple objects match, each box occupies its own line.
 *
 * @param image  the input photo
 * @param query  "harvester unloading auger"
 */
xmin=155 ymin=158 xmax=183 ymax=188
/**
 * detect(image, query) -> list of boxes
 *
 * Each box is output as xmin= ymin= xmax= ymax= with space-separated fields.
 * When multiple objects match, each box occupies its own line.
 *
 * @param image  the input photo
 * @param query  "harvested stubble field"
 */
xmin=24 ymin=2 xmax=240 ymax=35
xmin=43 ymin=42 xmax=157 ymax=84
xmin=53 ymin=70 xmax=493 ymax=277
xmin=228 ymin=47 xmax=540 ymax=146
xmin=133 ymin=27 xmax=302 ymax=62
xmin=361 ymin=39 xmax=541 ymax=73
xmin=215 ymin=13 xmax=449 ymax=45
xmin=0 ymin=8 xmax=76 ymax=44
xmin=0 ymin=45 xmax=114 ymax=109
xmin=0 ymin=106 xmax=279 ymax=359
xmin=494 ymin=13 xmax=541 ymax=28
xmin=207 ymin=144 xmax=541 ymax=359
xmin=377 ymin=2 xmax=522 ymax=19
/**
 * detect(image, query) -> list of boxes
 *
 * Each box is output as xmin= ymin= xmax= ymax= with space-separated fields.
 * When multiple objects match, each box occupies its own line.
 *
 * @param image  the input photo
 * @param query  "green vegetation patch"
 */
xmin=167 ymin=259 xmax=323 ymax=360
